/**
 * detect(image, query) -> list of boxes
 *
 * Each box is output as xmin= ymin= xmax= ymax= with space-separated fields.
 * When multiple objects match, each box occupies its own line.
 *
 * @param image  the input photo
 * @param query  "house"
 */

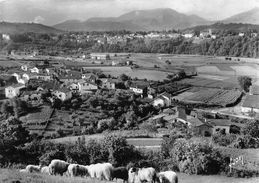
xmin=183 ymin=33 xmax=193 ymax=38
xmin=21 ymin=90 xmax=42 ymax=104
xmin=59 ymin=71 xmax=82 ymax=84
xmin=163 ymin=108 xmax=175 ymax=115
xmin=206 ymin=119 xmax=242 ymax=135
xmin=30 ymin=67 xmax=40 ymax=74
xmin=153 ymin=92 xmax=172 ymax=107
xmin=130 ymin=82 xmax=148 ymax=97
xmin=68 ymin=83 xmax=80 ymax=93
xmin=21 ymin=65 xmax=28 ymax=71
xmin=239 ymin=32 xmax=245 ymax=37
xmin=187 ymin=116 xmax=213 ymax=136
xmin=90 ymin=53 xmax=110 ymax=60
xmin=82 ymin=74 xmax=98 ymax=83
xmin=5 ymin=84 xmax=25 ymax=98
xmin=78 ymin=80 xmax=98 ymax=94
xmin=53 ymin=88 xmax=72 ymax=101
xmin=241 ymin=95 xmax=259 ymax=113
xmin=161 ymin=106 xmax=187 ymax=124
xmin=100 ymin=78 xmax=116 ymax=89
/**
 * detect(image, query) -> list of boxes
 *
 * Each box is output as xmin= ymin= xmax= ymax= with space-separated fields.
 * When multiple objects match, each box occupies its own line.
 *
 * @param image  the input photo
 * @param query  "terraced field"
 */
xmin=175 ymin=87 xmax=242 ymax=107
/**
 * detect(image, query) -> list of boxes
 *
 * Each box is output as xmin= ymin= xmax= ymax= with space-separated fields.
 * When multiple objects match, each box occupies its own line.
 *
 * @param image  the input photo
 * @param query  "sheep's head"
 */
xmin=158 ymin=174 xmax=166 ymax=183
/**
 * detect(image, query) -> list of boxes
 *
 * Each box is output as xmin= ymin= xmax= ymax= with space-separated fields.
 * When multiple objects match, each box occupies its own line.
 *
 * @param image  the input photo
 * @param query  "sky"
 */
xmin=0 ymin=0 xmax=259 ymax=25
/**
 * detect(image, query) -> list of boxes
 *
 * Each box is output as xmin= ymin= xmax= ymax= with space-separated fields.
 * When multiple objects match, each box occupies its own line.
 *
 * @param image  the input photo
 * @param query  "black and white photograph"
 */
xmin=0 ymin=0 xmax=259 ymax=182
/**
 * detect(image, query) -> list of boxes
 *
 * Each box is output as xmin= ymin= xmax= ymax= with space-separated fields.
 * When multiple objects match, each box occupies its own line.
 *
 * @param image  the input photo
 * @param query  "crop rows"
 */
xmin=184 ymin=88 xmax=242 ymax=106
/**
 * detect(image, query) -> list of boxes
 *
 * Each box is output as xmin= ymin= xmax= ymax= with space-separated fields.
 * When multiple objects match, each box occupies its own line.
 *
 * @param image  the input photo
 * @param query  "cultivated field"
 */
xmin=1 ymin=169 xmax=259 ymax=183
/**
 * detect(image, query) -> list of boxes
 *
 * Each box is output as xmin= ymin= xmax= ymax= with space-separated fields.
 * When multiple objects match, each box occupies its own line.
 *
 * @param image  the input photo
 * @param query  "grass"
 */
xmin=1 ymin=169 xmax=259 ymax=183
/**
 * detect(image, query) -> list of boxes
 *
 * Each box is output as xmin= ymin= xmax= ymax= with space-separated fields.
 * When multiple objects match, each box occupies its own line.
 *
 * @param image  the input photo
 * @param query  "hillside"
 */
xmin=184 ymin=23 xmax=259 ymax=33
xmin=223 ymin=7 xmax=259 ymax=25
xmin=53 ymin=8 xmax=211 ymax=31
xmin=55 ymin=20 xmax=145 ymax=32
xmin=0 ymin=22 xmax=62 ymax=34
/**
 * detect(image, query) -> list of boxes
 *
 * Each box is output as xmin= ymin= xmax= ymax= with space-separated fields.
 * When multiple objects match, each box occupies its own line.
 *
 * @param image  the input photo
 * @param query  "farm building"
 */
xmin=206 ymin=119 xmax=242 ymax=135
xmin=5 ymin=84 xmax=25 ymax=98
xmin=100 ymin=78 xmax=117 ymax=90
xmin=241 ymin=95 xmax=259 ymax=113
xmin=130 ymin=84 xmax=148 ymax=97
xmin=59 ymin=71 xmax=82 ymax=84
xmin=153 ymin=92 xmax=172 ymax=107
xmin=78 ymin=80 xmax=98 ymax=93
xmin=187 ymin=116 xmax=213 ymax=136
xmin=53 ymin=88 xmax=72 ymax=101
xmin=90 ymin=53 xmax=110 ymax=60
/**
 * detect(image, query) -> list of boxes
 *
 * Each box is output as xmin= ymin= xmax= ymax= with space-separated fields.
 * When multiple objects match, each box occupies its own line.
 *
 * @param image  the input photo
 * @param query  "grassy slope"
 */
xmin=1 ymin=169 xmax=259 ymax=183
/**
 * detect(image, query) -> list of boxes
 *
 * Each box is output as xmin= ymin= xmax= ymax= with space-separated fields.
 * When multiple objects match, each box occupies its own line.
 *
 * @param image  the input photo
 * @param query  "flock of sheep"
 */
xmin=19 ymin=159 xmax=178 ymax=183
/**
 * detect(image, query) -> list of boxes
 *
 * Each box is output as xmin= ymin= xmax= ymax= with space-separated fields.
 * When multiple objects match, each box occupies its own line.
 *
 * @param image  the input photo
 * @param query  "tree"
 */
xmin=238 ymin=76 xmax=252 ymax=92
xmin=119 ymin=74 xmax=130 ymax=82
xmin=0 ymin=117 xmax=29 ymax=146
xmin=242 ymin=120 xmax=259 ymax=138
xmin=101 ymin=135 xmax=137 ymax=166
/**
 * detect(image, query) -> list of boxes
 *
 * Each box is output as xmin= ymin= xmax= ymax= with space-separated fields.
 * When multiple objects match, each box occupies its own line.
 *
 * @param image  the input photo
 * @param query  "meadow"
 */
xmin=1 ymin=169 xmax=259 ymax=183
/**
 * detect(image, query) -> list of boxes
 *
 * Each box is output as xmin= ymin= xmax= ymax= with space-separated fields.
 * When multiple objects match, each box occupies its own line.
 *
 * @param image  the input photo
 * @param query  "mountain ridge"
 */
xmin=0 ymin=22 xmax=62 ymax=34
xmin=53 ymin=8 xmax=211 ymax=31
xmin=222 ymin=7 xmax=259 ymax=25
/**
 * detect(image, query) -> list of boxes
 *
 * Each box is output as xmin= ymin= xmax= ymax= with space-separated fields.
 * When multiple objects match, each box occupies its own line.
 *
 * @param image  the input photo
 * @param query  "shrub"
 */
xmin=101 ymin=134 xmax=140 ymax=166
xmin=232 ymin=135 xmax=259 ymax=149
xmin=212 ymin=133 xmax=237 ymax=147
xmin=169 ymin=138 xmax=229 ymax=175
xmin=242 ymin=120 xmax=259 ymax=138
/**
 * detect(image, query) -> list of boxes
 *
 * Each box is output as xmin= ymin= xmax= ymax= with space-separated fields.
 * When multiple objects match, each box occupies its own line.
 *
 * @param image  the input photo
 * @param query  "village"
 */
xmin=0 ymin=51 xmax=258 ymax=140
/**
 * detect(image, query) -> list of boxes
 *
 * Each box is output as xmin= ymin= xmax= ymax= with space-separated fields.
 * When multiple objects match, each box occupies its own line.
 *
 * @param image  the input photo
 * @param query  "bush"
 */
xmin=212 ymin=133 xmax=237 ymax=147
xmin=232 ymin=135 xmax=259 ymax=149
xmin=101 ymin=134 xmax=141 ymax=166
xmin=169 ymin=138 xmax=229 ymax=175
xmin=242 ymin=120 xmax=259 ymax=138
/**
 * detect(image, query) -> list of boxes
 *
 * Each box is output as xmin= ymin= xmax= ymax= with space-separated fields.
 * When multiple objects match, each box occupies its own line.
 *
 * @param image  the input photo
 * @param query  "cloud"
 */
xmin=33 ymin=15 xmax=45 ymax=23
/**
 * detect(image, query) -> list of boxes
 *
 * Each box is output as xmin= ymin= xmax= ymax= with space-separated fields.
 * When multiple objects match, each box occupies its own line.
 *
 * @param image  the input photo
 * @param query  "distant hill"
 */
xmin=184 ymin=23 xmax=259 ymax=33
xmin=0 ymin=22 xmax=62 ymax=34
xmin=223 ymin=7 xmax=259 ymax=25
xmin=53 ymin=8 xmax=211 ymax=31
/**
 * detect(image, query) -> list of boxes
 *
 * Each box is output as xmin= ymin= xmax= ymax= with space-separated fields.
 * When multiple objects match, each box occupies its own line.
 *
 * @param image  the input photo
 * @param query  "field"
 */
xmin=1 ymin=169 xmax=259 ymax=183
xmin=179 ymin=88 xmax=242 ymax=106
xmin=52 ymin=133 xmax=163 ymax=148
xmin=0 ymin=60 xmax=22 ymax=67
xmin=82 ymin=66 xmax=170 ymax=81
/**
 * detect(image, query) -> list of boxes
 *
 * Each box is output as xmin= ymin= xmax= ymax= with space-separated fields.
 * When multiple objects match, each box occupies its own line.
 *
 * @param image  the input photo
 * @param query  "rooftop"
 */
xmin=207 ymin=119 xmax=234 ymax=127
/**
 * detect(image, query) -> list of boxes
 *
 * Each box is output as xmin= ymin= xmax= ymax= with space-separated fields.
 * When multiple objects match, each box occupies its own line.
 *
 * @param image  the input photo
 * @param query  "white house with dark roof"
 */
xmin=153 ymin=92 xmax=172 ymax=107
xmin=5 ymin=84 xmax=25 ymax=98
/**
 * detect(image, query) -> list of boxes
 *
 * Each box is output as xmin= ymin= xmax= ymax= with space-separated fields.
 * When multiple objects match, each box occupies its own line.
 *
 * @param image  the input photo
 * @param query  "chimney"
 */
xmin=204 ymin=118 xmax=207 ymax=123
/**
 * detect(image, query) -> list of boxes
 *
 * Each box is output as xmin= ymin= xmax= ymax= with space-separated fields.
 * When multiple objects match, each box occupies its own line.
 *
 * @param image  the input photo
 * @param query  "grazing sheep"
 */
xmin=41 ymin=166 xmax=51 ymax=175
xmin=67 ymin=164 xmax=79 ymax=177
xmin=76 ymin=165 xmax=90 ymax=177
xmin=88 ymin=163 xmax=114 ymax=180
xmin=158 ymin=171 xmax=178 ymax=183
xmin=128 ymin=167 xmax=157 ymax=183
xmin=25 ymin=165 xmax=42 ymax=173
xmin=48 ymin=159 xmax=70 ymax=176
xmin=112 ymin=166 xmax=128 ymax=183
xmin=19 ymin=169 xmax=27 ymax=173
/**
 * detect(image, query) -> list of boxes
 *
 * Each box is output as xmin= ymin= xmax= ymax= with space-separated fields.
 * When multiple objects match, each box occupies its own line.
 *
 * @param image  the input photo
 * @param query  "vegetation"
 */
xmin=238 ymin=76 xmax=252 ymax=92
xmin=2 ymin=31 xmax=259 ymax=58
